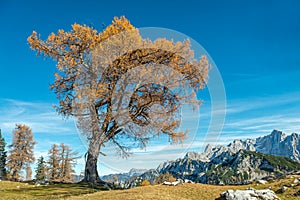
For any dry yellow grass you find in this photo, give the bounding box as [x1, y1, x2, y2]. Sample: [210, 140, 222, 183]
[68, 175, 300, 200]
[0, 175, 300, 199]
[68, 183, 248, 200]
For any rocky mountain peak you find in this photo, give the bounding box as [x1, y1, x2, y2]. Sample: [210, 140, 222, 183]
[184, 152, 200, 160]
[270, 129, 286, 141]
[255, 130, 299, 161]
[105, 130, 300, 187]
[128, 168, 148, 177]
[204, 143, 213, 152]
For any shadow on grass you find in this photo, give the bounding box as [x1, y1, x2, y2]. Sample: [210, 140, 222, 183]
[3, 182, 110, 199]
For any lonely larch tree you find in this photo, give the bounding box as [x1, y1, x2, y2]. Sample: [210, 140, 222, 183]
[28, 16, 209, 185]
[6, 124, 36, 181]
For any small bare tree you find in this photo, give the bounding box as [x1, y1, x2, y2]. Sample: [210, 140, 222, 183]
[47, 143, 78, 182]
[47, 144, 61, 182]
[59, 143, 78, 183]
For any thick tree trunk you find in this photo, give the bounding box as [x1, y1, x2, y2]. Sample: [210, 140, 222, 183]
[81, 139, 104, 185]
[84, 152, 101, 184]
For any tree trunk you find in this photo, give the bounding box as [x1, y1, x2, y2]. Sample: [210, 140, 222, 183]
[81, 139, 103, 185]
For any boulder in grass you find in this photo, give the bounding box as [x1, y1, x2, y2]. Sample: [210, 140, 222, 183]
[162, 181, 172, 185]
[163, 179, 183, 186]
[217, 188, 280, 200]
[281, 186, 287, 193]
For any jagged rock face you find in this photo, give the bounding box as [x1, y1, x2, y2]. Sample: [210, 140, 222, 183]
[101, 168, 147, 183]
[158, 157, 207, 182]
[153, 130, 300, 185]
[203, 130, 300, 162]
[253, 130, 300, 161]
[140, 169, 159, 184]
[184, 152, 209, 162]
[128, 168, 148, 177]
[206, 151, 272, 184]
[103, 130, 300, 186]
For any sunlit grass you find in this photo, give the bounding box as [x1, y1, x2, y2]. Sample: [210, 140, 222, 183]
[0, 175, 299, 199]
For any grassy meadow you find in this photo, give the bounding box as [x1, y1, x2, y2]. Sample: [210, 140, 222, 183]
[0, 175, 300, 200]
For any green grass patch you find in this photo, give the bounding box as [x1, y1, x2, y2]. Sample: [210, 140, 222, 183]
[0, 181, 108, 200]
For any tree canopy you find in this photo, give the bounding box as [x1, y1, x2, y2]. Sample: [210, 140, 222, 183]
[28, 16, 209, 185]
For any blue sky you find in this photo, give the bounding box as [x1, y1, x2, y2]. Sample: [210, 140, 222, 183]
[0, 0, 300, 176]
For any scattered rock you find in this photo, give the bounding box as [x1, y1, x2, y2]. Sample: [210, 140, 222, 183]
[258, 179, 268, 184]
[163, 181, 172, 185]
[255, 189, 280, 200]
[163, 181, 181, 186]
[293, 178, 299, 184]
[171, 180, 180, 186]
[281, 186, 287, 193]
[295, 171, 300, 175]
[162, 180, 183, 186]
[184, 179, 194, 183]
[218, 188, 280, 200]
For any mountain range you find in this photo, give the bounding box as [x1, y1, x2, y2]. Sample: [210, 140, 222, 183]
[102, 130, 300, 186]
[101, 168, 148, 183]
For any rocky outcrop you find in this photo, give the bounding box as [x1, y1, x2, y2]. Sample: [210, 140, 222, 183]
[256, 131, 300, 162]
[205, 150, 300, 185]
[158, 156, 207, 182]
[140, 169, 159, 184]
[217, 188, 280, 200]
[201, 130, 300, 162]
[154, 149, 300, 185]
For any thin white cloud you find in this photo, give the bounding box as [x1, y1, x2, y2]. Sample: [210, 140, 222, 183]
[0, 98, 77, 135]
[226, 92, 300, 115]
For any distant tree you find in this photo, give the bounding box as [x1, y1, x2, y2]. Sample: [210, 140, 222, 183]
[0, 129, 7, 180]
[154, 172, 176, 184]
[47, 143, 78, 182]
[25, 166, 32, 181]
[28, 16, 209, 185]
[47, 144, 61, 182]
[35, 156, 47, 182]
[6, 124, 36, 181]
[59, 143, 79, 183]
[141, 179, 150, 186]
